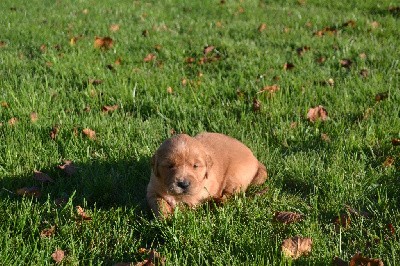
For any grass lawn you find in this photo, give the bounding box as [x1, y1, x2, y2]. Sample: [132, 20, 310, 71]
[0, 0, 399, 265]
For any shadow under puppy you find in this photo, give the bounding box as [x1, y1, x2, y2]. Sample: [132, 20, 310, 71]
[147, 132, 268, 218]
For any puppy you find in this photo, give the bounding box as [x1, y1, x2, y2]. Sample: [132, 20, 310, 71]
[146, 132, 267, 217]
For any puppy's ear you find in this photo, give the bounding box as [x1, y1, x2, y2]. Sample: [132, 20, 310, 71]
[205, 154, 213, 179]
[151, 153, 160, 177]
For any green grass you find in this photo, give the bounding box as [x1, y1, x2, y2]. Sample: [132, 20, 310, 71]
[1, 0, 399, 265]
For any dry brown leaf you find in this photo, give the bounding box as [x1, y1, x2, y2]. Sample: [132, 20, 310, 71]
[94, 36, 114, 49]
[314, 27, 337, 36]
[102, 104, 119, 113]
[349, 252, 384, 266]
[30, 112, 38, 123]
[50, 125, 59, 140]
[258, 85, 279, 94]
[203, 45, 215, 55]
[181, 79, 187, 86]
[252, 98, 261, 112]
[383, 156, 394, 167]
[375, 92, 388, 102]
[115, 57, 122, 65]
[39, 44, 47, 53]
[360, 69, 369, 78]
[58, 160, 78, 176]
[281, 236, 312, 259]
[284, 62, 295, 70]
[307, 105, 329, 122]
[143, 53, 156, 62]
[185, 57, 196, 64]
[34, 170, 54, 183]
[340, 59, 352, 68]
[8, 117, 18, 126]
[40, 226, 55, 238]
[387, 223, 395, 236]
[359, 53, 367, 59]
[296, 46, 310, 56]
[16, 186, 41, 198]
[134, 249, 165, 266]
[274, 211, 303, 224]
[109, 24, 120, 32]
[142, 29, 149, 37]
[76, 206, 92, 221]
[51, 249, 65, 263]
[166, 87, 173, 94]
[392, 138, 400, 146]
[1, 101, 9, 108]
[82, 128, 96, 140]
[316, 56, 326, 64]
[258, 23, 267, 32]
[370, 21, 379, 29]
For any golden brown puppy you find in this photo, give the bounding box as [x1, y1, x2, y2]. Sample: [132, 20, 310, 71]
[146, 132, 267, 217]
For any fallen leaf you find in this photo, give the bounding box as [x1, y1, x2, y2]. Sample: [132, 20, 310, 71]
[102, 104, 119, 113]
[314, 27, 337, 36]
[349, 252, 384, 266]
[154, 44, 162, 51]
[106, 64, 115, 71]
[166, 87, 173, 94]
[94, 36, 114, 49]
[387, 223, 395, 236]
[0, 41, 7, 48]
[284, 62, 295, 70]
[143, 53, 156, 62]
[58, 160, 78, 176]
[34, 170, 54, 183]
[370, 21, 379, 29]
[181, 79, 187, 86]
[258, 84, 279, 94]
[51, 249, 65, 263]
[115, 57, 122, 65]
[70, 36, 79, 46]
[82, 9, 89, 14]
[360, 69, 368, 78]
[274, 211, 303, 224]
[39, 44, 47, 53]
[185, 57, 196, 63]
[76, 206, 92, 221]
[392, 138, 400, 146]
[342, 20, 356, 28]
[16, 186, 41, 198]
[334, 213, 351, 231]
[290, 122, 298, 129]
[305, 21, 312, 28]
[296, 46, 310, 56]
[50, 125, 59, 140]
[134, 249, 165, 266]
[359, 53, 367, 59]
[258, 23, 267, 32]
[203, 45, 215, 55]
[281, 236, 312, 259]
[109, 24, 120, 32]
[142, 29, 149, 37]
[340, 59, 352, 68]
[375, 92, 388, 102]
[383, 156, 394, 167]
[316, 56, 326, 64]
[321, 133, 330, 142]
[82, 128, 96, 140]
[327, 78, 335, 86]
[40, 226, 55, 238]
[89, 79, 103, 85]
[1, 101, 9, 108]
[307, 105, 329, 122]
[8, 117, 18, 126]
[252, 98, 261, 112]
[30, 112, 38, 123]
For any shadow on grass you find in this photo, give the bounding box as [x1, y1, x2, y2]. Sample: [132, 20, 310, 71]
[0, 156, 151, 211]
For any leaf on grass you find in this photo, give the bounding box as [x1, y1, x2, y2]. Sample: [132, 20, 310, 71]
[115, 57, 122, 65]
[274, 211, 303, 224]
[30, 112, 38, 123]
[342, 20, 356, 28]
[144, 53, 156, 62]
[258, 85, 279, 95]
[387, 223, 395, 236]
[89, 79, 103, 85]
[166, 87, 173, 94]
[109, 24, 120, 32]
[281, 236, 312, 259]
[334, 213, 351, 231]
[50, 125, 59, 140]
[392, 138, 400, 146]
[340, 59, 352, 68]
[34, 170, 54, 183]
[76, 206, 92, 221]
[102, 104, 119, 113]
[258, 23, 267, 32]
[349, 252, 384, 266]
[51, 249, 65, 263]
[284, 62, 295, 70]
[252, 98, 261, 112]
[94, 36, 114, 49]
[0, 41, 7, 48]
[185, 57, 196, 64]
[40, 226, 55, 238]
[360, 69, 369, 78]
[8, 117, 18, 126]
[314, 27, 337, 36]
[134, 249, 166, 266]
[316, 56, 326, 64]
[203, 45, 215, 55]
[82, 128, 96, 140]
[58, 160, 78, 176]
[16, 186, 41, 198]
[1, 101, 9, 108]
[370, 21, 379, 29]
[307, 105, 329, 122]
[375, 92, 388, 102]
[321, 133, 330, 142]
[296, 46, 310, 56]
[142, 29, 149, 37]
[383, 156, 394, 167]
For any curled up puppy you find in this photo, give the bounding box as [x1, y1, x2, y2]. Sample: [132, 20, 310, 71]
[146, 132, 268, 218]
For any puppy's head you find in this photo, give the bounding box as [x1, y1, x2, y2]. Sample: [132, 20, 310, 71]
[152, 134, 212, 196]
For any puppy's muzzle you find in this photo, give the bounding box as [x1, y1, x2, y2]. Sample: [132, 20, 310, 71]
[177, 180, 191, 190]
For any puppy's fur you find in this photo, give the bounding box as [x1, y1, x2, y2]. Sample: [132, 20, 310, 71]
[146, 132, 267, 217]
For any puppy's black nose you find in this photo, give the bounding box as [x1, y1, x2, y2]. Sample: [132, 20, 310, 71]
[177, 180, 190, 189]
